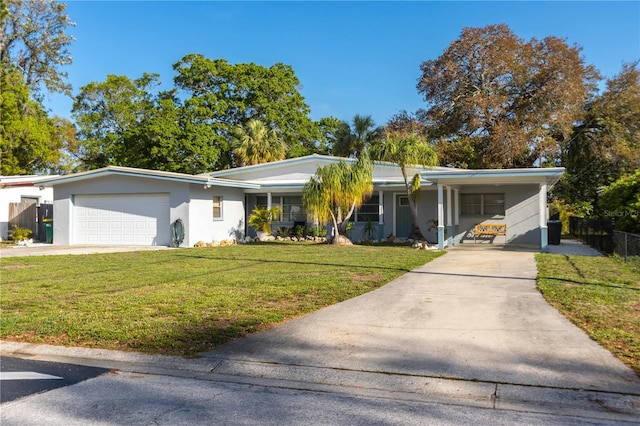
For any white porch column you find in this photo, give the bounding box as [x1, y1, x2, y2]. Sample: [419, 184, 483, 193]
[377, 190, 384, 242]
[437, 184, 445, 250]
[267, 192, 272, 209]
[539, 182, 548, 253]
[446, 186, 453, 247]
[454, 188, 460, 244]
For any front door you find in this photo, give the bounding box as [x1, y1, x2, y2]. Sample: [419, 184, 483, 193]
[395, 194, 411, 238]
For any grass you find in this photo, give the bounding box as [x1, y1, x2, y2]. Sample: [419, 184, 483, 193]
[0, 243, 443, 357]
[536, 253, 640, 376]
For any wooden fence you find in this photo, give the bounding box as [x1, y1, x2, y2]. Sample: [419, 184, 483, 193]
[8, 203, 53, 241]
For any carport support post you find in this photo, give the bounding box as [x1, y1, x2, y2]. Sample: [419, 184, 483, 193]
[437, 184, 445, 250]
[539, 182, 548, 253]
[377, 190, 384, 242]
[446, 186, 453, 247]
[454, 188, 459, 244]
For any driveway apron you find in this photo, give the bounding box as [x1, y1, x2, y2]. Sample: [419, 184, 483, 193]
[203, 248, 640, 394]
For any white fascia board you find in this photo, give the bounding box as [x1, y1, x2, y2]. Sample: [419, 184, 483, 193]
[33, 167, 256, 189]
[207, 178, 260, 189]
[423, 167, 565, 183]
[35, 169, 210, 186]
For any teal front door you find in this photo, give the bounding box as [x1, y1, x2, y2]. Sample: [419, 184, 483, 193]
[396, 194, 411, 238]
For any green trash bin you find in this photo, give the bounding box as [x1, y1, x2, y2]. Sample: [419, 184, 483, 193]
[44, 220, 53, 243]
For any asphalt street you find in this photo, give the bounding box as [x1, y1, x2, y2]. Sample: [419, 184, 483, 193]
[0, 356, 109, 403]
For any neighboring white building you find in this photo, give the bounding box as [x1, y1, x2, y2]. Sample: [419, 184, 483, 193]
[35, 155, 564, 251]
[0, 175, 56, 240]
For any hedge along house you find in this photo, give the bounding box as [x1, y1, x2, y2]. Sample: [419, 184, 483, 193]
[37, 155, 563, 252]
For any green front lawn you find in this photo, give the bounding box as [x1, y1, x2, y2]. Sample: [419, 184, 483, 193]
[1, 244, 443, 357]
[536, 253, 640, 375]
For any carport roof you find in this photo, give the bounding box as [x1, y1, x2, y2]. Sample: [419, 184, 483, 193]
[422, 167, 565, 186]
[34, 166, 260, 189]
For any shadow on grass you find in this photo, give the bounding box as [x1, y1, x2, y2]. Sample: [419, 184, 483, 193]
[173, 251, 430, 273]
[538, 275, 640, 292]
[540, 254, 640, 292]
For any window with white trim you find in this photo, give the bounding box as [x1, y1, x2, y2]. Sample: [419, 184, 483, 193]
[282, 196, 305, 222]
[212, 196, 223, 219]
[255, 195, 307, 222]
[356, 194, 379, 222]
[461, 193, 505, 216]
[348, 194, 380, 223]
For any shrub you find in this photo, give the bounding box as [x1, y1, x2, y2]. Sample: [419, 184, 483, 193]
[599, 171, 640, 234]
[9, 225, 32, 242]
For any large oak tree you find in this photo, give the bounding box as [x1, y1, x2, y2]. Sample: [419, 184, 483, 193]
[418, 24, 599, 169]
[173, 54, 319, 169]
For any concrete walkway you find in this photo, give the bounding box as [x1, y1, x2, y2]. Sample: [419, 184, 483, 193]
[2, 247, 639, 424]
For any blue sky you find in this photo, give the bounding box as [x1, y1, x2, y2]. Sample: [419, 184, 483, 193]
[46, 1, 640, 127]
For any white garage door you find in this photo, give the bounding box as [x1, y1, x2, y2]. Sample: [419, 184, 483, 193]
[74, 194, 171, 246]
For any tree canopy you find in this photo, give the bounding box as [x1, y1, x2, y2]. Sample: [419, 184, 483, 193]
[0, 0, 75, 99]
[71, 54, 322, 172]
[0, 64, 68, 174]
[173, 54, 320, 168]
[553, 61, 640, 210]
[331, 114, 382, 158]
[231, 119, 286, 166]
[418, 24, 599, 169]
[598, 170, 640, 234]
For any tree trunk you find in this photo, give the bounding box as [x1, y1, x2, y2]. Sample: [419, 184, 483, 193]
[408, 197, 425, 240]
[400, 168, 425, 240]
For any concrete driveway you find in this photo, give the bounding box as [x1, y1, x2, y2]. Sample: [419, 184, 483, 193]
[2, 246, 639, 423]
[198, 246, 640, 413]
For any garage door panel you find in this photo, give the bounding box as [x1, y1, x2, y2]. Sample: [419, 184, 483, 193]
[74, 194, 170, 246]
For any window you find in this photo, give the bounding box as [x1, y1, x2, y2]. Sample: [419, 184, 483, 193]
[356, 194, 380, 223]
[212, 196, 223, 219]
[282, 196, 305, 222]
[254, 195, 307, 222]
[21, 196, 39, 206]
[461, 193, 505, 216]
[256, 196, 267, 210]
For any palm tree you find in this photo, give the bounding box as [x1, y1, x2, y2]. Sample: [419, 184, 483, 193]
[302, 156, 373, 244]
[370, 130, 438, 240]
[333, 114, 382, 158]
[232, 119, 286, 166]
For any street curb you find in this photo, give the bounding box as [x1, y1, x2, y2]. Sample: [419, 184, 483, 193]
[3, 340, 639, 423]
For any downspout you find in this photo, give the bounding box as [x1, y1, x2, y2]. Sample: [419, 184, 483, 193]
[437, 184, 445, 250]
[377, 190, 384, 242]
[539, 182, 548, 253]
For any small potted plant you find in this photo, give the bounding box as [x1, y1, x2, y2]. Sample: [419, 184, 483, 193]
[248, 206, 281, 240]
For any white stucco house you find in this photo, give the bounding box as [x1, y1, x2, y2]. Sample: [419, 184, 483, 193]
[35, 155, 564, 251]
